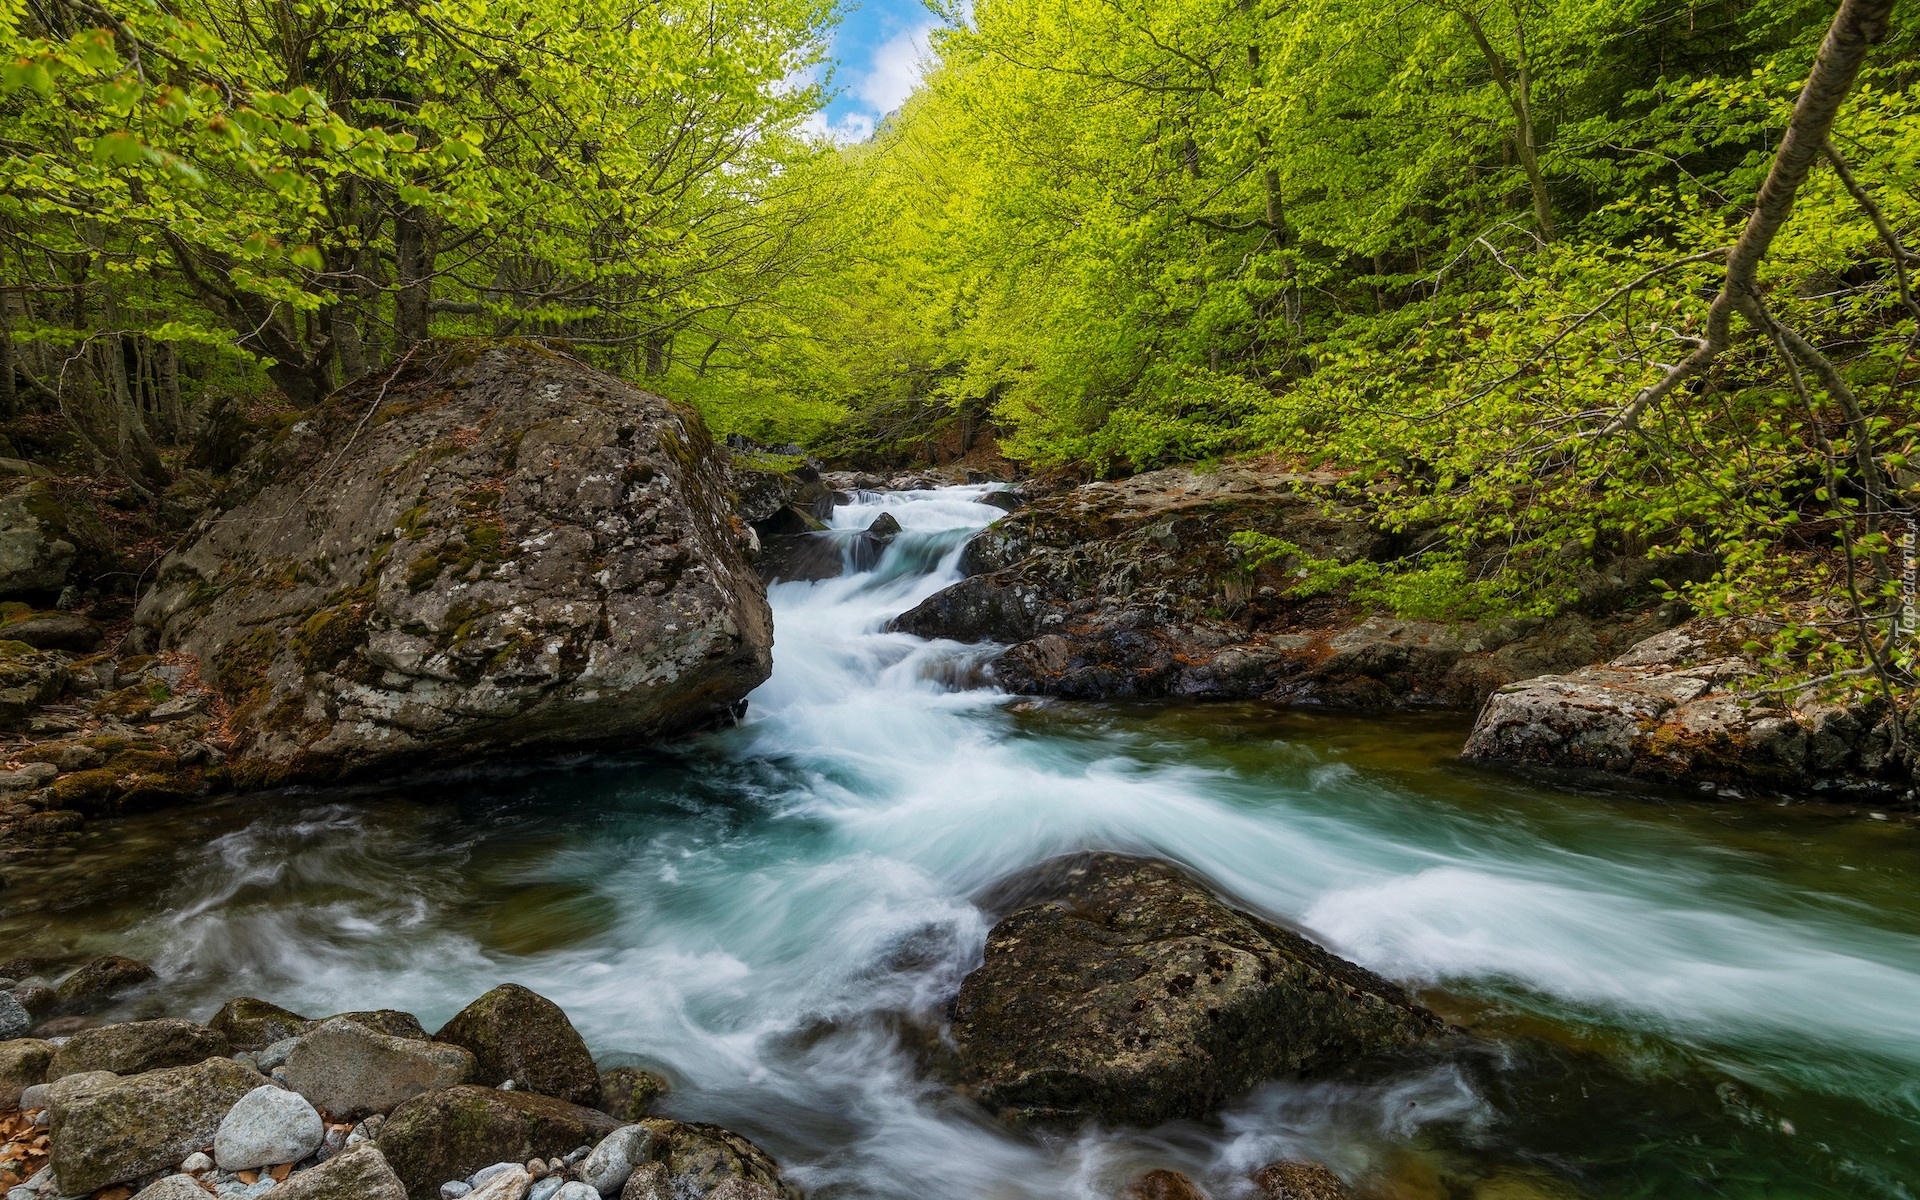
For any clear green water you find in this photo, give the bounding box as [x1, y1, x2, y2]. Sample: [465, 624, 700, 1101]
[4, 487, 1916, 1200]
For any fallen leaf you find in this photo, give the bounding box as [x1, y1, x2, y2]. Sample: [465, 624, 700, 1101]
[237, 1169, 259, 1184]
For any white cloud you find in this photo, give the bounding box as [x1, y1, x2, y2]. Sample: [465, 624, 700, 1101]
[801, 110, 878, 145]
[854, 22, 937, 117]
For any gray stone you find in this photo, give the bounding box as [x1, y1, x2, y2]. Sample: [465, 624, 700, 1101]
[0, 994, 29, 1042]
[282, 1017, 475, 1119]
[132, 343, 773, 786]
[550, 1185, 598, 1200]
[216, 1084, 326, 1170]
[441, 1185, 473, 1200]
[181, 1151, 214, 1173]
[261, 1143, 407, 1200]
[18, 1080, 51, 1110]
[466, 1168, 532, 1200]
[951, 853, 1447, 1127]
[1, 613, 103, 652]
[526, 1180, 563, 1200]
[131, 1176, 211, 1200]
[49, 1018, 229, 1078]
[470, 1164, 523, 1189]
[617, 1163, 668, 1200]
[48, 1055, 265, 1193]
[578, 1126, 651, 1196]
[0, 1038, 52, 1107]
[257, 1036, 301, 1071]
[0, 481, 80, 598]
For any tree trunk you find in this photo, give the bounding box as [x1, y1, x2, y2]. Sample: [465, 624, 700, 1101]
[395, 203, 432, 348]
[1460, 5, 1556, 242]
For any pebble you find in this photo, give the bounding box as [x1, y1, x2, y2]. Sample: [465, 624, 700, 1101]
[528, 1179, 565, 1200]
[579, 1125, 652, 1195]
[470, 1163, 523, 1189]
[551, 1185, 598, 1200]
[181, 1152, 214, 1173]
[441, 1184, 474, 1200]
[564, 1147, 591, 1165]
[17, 1083, 48, 1110]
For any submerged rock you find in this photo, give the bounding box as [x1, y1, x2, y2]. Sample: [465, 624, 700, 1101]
[951, 853, 1446, 1126]
[435, 984, 599, 1107]
[1125, 1169, 1208, 1200]
[377, 1085, 621, 1200]
[635, 1119, 797, 1200]
[132, 342, 773, 787]
[48, 1055, 263, 1193]
[1251, 1160, 1351, 1199]
[54, 954, 156, 1013]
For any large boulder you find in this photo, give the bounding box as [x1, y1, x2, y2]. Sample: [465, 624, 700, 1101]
[131, 342, 773, 787]
[636, 1119, 797, 1200]
[47, 1018, 228, 1078]
[281, 1017, 475, 1118]
[208, 997, 314, 1052]
[951, 853, 1447, 1127]
[377, 1084, 621, 1200]
[48, 1055, 264, 1193]
[1462, 621, 1911, 794]
[261, 1143, 407, 1200]
[891, 464, 1689, 710]
[0, 480, 83, 597]
[435, 984, 599, 1106]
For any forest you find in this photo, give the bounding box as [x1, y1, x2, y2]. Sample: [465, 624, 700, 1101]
[2, 0, 1916, 685]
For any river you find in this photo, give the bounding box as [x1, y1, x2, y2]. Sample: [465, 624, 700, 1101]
[6, 485, 1918, 1199]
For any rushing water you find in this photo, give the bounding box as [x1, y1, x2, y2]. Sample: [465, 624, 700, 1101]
[7, 486, 1920, 1200]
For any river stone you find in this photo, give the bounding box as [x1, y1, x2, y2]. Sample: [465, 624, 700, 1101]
[0, 992, 27, 1041]
[216, 1083, 326, 1170]
[550, 1185, 598, 1200]
[53, 955, 156, 1013]
[130, 342, 773, 789]
[636, 1120, 796, 1200]
[262, 1143, 407, 1200]
[434, 985, 599, 1106]
[0, 1037, 52, 1106]
[595, 1068, 668, 1123]
[209, 998, 315, 1052]
[12, 983, 54, 1019]
[1252, 1160, 1351, 1199]
[951, 853, 1447, 1127]
[1126, 1169, 1207, 1200]
[48, 1018, 229, 1078]
[618, 1163, 668, 1200]
[329, 1009, 430, 1040]
[466, 1167, 533, 1200]
[48, 1055, 264, 1193]
[377, 1084, 621, 1200]
[282, 1017, 475, 1119]
[578, 1125, 651, 1195]
[131, 1176, 213, 1200]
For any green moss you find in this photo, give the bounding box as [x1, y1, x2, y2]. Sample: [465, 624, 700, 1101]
[0, 639, 36, 658]
[50, 768, 117, 808]
[295, 594, 371, 674]
[0, 602, 33, 624]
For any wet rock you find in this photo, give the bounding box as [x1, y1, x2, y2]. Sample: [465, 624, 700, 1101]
[1462, 620, 1902, 794]
[377, 1084, 621, 1200]
[596, 1068, 668, 1123]
[12, 985, 55, 1019]
[209, 998, 315, 1053]
[1251, 1160, 1351, 1200]
[48, 1055, 264, 1193]
[131, 1176, 213, 1200]
[0, 613, 103, 652]
[0, 993, 27, 1041]
[330, 1010, 429, 1040]
[577, 1125, 651, 1195]
[216, 1083, 326, 1170]
[636, 1119, 797, 1200]
[282, 1017, 475, 1119]
[618, 1163, 668, 1200]
[755, 533, 845, 583]
[435, 984, 599, 1107]
[979, 489, 1022, 513]
[0, 1037, 52, 1106]
[705, 1183, 781, 1200]
[952, 853, 1446, 1126]
[48, 1018, 229, 1078]
[263, 1143, 408, 1200]
[865, 512, 901, 538]
[132, 343, 773, 788]
[550, 1184, 599, 1200]
[1125, 1169, 1208, 1200]
[53, 955, 156, 1013]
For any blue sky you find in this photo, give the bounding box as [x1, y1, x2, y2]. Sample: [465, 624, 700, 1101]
[804, 0, 947, 143]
